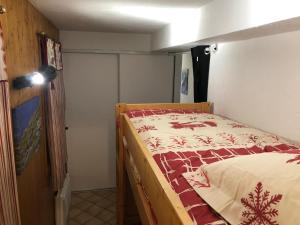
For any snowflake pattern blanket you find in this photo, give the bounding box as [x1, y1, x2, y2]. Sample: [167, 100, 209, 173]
[126, 109, 297, 225]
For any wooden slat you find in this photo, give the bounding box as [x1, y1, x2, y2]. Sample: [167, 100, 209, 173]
[125, 151, 156, 225]
[116, 104, 126, 225]
[124, 179, 141, 225]
[123, 102, 212, 112]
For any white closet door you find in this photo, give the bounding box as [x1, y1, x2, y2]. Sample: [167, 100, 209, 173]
[120, 54, 174, 103]
[63, 53, 118, 190]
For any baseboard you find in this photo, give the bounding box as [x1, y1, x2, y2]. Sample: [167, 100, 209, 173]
[55, 174, 71, 225]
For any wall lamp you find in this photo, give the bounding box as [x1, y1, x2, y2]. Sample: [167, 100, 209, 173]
[13, 65, 57, 90]
[204, 44, 218, 55]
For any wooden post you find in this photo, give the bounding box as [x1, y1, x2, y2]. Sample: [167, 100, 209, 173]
[116, 103, 126, 225]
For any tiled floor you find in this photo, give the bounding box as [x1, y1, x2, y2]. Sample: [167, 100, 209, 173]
[68, 188, 116, 225]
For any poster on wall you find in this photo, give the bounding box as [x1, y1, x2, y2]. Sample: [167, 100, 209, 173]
[0, 27, 6, 80]
[40, 35, 63, 71]
[46, 38, 56, 68]
[12, 96, 41, 175]
[181, 69, 189, 95]
[55, 42, 63, 70]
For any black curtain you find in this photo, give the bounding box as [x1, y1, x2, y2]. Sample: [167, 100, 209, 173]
[191, 46, 211, 103]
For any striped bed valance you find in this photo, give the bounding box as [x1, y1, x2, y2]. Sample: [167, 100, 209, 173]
[0, 24, 21, 225]
[0, 81, 21, 225]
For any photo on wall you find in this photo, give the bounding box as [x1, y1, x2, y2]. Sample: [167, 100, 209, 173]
[55, 42, 63, 71]
[46, 38, 57, 68]
[40, 35, 63, 71]
[12, 96, 41, 175]
[181, 69, 189, 95]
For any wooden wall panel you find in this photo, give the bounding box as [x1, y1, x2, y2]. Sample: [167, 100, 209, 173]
[3, 0, 58, 107]
[0, 0, 58, 225]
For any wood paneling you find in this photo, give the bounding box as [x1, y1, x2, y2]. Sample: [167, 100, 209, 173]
[2, 0, 58, 108]
[0, 0, 58, 225]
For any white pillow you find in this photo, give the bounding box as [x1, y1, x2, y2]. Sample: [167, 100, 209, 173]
[183, 152, 300, 225]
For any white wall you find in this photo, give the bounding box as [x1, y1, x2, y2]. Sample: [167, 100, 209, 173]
[208, 30, 300, 143]
[60, 31, 151, 52]
[180, 52, 194, 103]
[152, 0, 300, 51]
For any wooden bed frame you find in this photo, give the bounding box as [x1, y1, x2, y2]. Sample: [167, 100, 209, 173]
[116, 103, 213, 225]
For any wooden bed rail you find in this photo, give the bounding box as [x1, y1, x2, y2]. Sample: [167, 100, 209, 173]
[117, 102, 213, 112]
[116, 103, 213, 225]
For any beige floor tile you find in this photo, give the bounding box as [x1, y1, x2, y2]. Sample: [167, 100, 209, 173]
[68, 189, 116, 225]
[95, 198, 112, 208]
[107, 217, 116, 225]
[85, 218, 106, 225]
[87, 195, 104, 204]
[86, 205, 103, 217]
[68, 220, 81, 225]
[77, 191, 94, 200]
[92, 189, 113, 198]
[76, 200, 94, 211]
[96, 209, 114, 222]
[71, 196, 84, 206]
[104, 192, 116, 200]
[73, 212, 93, 224]
[106, 205, 116, 213]
[69, 208, 82, 219]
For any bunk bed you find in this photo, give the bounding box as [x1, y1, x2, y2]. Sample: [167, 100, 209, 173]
[116, 103, 297, 225]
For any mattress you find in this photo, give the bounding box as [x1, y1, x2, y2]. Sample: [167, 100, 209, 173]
[126, 109, 297, 225]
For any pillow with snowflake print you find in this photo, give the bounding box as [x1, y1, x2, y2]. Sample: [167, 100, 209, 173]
[183, 151, 300, 225]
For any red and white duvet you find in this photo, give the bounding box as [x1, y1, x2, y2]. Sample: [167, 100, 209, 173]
[126, 109, 297, 225]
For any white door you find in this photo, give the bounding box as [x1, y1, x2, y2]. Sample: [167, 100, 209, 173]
[63, 53, 118, 190]
[120, 54, 174, 103]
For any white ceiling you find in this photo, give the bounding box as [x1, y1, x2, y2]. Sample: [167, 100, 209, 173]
[29, 0, 212, 33]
